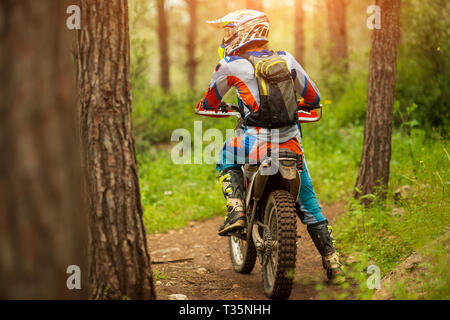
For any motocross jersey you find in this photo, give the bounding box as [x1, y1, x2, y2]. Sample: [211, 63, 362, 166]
[195, 49, 321, 143]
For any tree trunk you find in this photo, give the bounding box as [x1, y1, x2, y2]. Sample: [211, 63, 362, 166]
[312, 0, 326, 52]
[246, 0, 263, 11]
[186, 0, 198, 89]
[294, 0, 305, 65]
[0, 0, 86, 299]
[355, 0, 401, 202]
[157, 0, 170, 92]
[77, 0, 156, 300]
[326, 0, 348, 72]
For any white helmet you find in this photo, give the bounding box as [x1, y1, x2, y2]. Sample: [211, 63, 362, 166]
[207, 10, 269, 59]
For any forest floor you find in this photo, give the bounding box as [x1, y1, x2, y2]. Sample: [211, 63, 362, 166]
[147, 201, 356, 300]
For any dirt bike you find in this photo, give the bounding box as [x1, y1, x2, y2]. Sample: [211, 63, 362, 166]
[197, 101, 322, 300]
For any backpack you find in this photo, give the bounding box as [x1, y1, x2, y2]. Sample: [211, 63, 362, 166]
[241, 51, 298, 128]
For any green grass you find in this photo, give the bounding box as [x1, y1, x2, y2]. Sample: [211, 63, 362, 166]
[153, 269, 168, 281]
[420, 238, 450, 300]
[300, 119, 363, 203]
[137, 148, 224, 234]
[386, 234, 450, 300]
[332, 131, 450, 299]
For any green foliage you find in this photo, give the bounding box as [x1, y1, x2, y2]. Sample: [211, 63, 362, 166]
[331, 73, 368, 127]
[317, 54, 349, 100]
[132, 89, 236, 151]
[395, 0, 450, 132]
[300, 104, 364, 203]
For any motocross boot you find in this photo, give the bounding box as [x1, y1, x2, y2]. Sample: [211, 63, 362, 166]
[218, 168, 246, 236]
[307, 221, 345, 284]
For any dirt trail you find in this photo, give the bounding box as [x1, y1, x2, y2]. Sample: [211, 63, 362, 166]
[147, 202, 347, 300]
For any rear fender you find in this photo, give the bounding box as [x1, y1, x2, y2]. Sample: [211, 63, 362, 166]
[286, 170, 301, 202]
[278, 158, 298, 180]
[278, 158, 301, 201]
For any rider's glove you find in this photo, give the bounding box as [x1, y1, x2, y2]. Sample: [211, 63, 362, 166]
[297, 99, 315, 112]
[218, 102, 228, 113]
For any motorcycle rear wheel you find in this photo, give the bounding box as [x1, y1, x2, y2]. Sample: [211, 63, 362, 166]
[261, 190, 297, 300]
[228, 232, 257, 274]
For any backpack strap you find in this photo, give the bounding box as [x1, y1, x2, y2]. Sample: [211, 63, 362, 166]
[237, 53, 264, 122]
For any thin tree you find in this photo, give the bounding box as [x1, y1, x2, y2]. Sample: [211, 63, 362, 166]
[0, 0, 86, 299]
[77, 0, 156, 299]
[355, 0, 402, 202]
[158, 0, 170, 92]
[326, 0, 348, 72]
[312, 0, 325, 52]
[246, 0, 263, 11]
[186, 0, 198, 89]
[294, 0, 305, 65]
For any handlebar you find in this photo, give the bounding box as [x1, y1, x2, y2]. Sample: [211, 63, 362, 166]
[218, 101, 322, 113]
[196, 101, 323, 123]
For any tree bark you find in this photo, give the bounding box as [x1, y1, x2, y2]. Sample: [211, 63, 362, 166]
[0, 0, 86, 299]
[246, 0, 263, 11]
[294, 0, 305, 65]
[77, 0, 156, 300]
[186, 0, 198, 89]
[326, 0, 348, 72]
[157, 0, 170, 92]
[355, 0, 401, 202]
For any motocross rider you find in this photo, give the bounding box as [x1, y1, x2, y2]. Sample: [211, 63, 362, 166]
[195, 10, 344, 283]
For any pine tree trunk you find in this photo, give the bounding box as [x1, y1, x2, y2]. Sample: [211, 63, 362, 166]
[294, 0, 305, 65]
[77, 0, 156, 300]
[0, 0, 86, 299]
[158, 0, 170, 92]
[355, 0, 401, 202]
[311, 1, 328, 53]
[312, 0, 325, 52]
[186, 0, 198, 89]
[246, 0, 263, 11]
[326, 0, 348, 72]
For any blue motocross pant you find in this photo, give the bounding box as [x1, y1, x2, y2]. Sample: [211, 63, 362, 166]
[216, 133, 327, 225]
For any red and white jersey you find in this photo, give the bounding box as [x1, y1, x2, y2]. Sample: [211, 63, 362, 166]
[196, 49, 321, 142]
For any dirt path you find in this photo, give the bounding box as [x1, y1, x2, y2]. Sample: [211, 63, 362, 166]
[147, 202, 347, 300]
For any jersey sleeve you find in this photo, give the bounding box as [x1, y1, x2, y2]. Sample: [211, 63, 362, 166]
[195, 60, 232, 113]
[282, 51, 321, 107]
